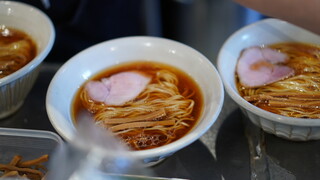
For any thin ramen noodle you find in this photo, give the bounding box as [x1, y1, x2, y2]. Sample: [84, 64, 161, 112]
[73, 61, 203, 150]
[0, 26, 37, 78]
[237, 42, 320, 118]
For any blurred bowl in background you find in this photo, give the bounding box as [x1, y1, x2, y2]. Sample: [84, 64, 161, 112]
[0, 1, 55, 118]
[217, 18, 320, 141]
[46, 36, 224, 164]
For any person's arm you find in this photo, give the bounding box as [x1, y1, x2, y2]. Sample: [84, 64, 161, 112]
[233, 0, 320, 35]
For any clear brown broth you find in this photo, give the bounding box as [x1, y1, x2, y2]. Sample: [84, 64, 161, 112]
[72, 61, 204, 150]
[0, 26, 37, 78]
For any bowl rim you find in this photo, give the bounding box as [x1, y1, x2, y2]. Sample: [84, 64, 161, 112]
[46, 35, 224, 159]
[0, 1, 55, 86]
[217, 18, 320, 127]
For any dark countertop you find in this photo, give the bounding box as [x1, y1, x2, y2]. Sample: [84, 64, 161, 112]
[1, 63, 320, 180]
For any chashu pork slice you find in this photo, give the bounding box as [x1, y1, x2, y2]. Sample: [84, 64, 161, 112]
[236, 46, 294, 88]
[85, 71, 151, 106]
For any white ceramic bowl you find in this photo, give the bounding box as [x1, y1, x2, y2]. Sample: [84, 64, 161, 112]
[218, 18, 320, 141]
[0, 1, 55, 118]
[46, 36, 224, 163]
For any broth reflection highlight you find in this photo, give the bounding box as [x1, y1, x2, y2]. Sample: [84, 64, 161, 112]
[0, 26, 37, 78]
[73, 61, 203, 150]
[237, 42, 320, 118]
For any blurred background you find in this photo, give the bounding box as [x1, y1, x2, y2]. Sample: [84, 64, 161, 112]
[15, 0, 265, 65]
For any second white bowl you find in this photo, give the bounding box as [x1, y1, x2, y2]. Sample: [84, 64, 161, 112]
[218, 18, 320, 141]
[0, 1, 55, 118]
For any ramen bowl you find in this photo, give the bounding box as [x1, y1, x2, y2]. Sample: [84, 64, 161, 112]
[218, 18, 320, 141]
[0, 1, 55, 118]
[46, 36, 224, 164]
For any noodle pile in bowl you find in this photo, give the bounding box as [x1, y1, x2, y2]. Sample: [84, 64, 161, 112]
[77, 62, 201, 151]
[237, 42, 320, 119]
[0, 27, 37, 78]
